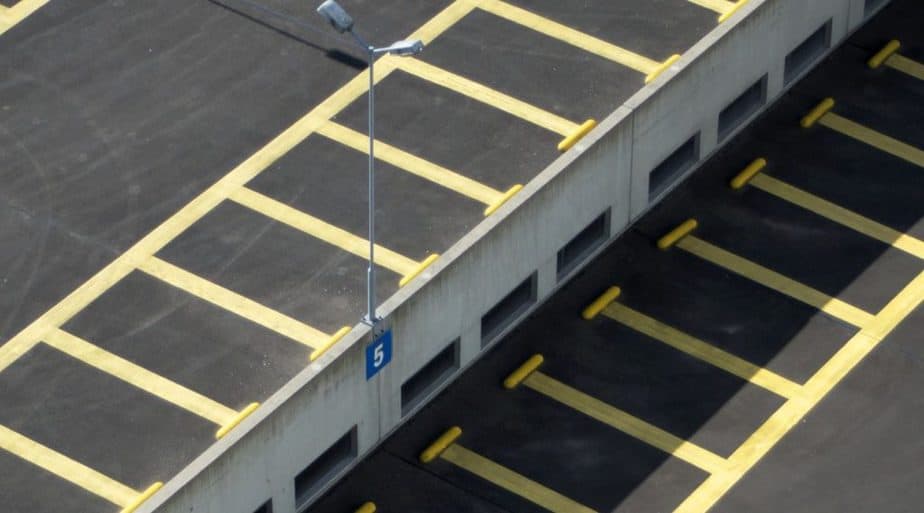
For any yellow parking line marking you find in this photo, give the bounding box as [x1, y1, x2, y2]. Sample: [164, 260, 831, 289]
[717, 0, 749, 23]
[868, 40, 924, 80]
[215, 402, 260, 440]
[442, 444, 597, 513]
[0, 0, 49, 36]
[677, 235, 874, 328]
[687, 0, 736, 14]
[0, 0, 476, 376]
[818, 112, 924, 168]
[355, 502, 377, 513]
[750, 174, 924, 260]
[138, 256, 327, 348]
[121, 483, 165, 513]
[229, 187, 420, 276]
[868, 40, 901, 69]
[317, 121, 503, 205]
[0, 423, 139, 507]
[475, 0, 661, 75]
[603, 302, 801, 398]
[396, 58, 579, 137]
[886, 53, 924, 81]
[525, 371, 729, 474]
[42, 329, 237, 426]
[675, 270, 924, 513]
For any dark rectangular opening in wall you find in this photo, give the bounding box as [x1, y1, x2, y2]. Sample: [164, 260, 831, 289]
[481, 273, 537, 345]
[784, 21, 831, 85]
[648, 134, 699, 201]
[252, 501, 273, 513]
[401, 340, 459, 415]
[294, 427, 356, 508]
[864, 0, 887, 16]
[718, 75, 767, 141]
[557, 210, 610, 280]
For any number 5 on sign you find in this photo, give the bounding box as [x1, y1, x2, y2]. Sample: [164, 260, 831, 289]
[366, 330, 392, 379]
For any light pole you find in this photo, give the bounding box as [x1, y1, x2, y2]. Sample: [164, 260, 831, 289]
[316, 0, 423, 326]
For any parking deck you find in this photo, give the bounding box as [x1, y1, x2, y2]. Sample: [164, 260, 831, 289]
[306, 1, 924, 512]
[0, 1, 741, 512]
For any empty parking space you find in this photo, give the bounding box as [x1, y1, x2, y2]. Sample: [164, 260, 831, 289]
[247, 135, 482, 258]
[588, 232, 857, 383]
[418, 8, 645, 121]
[0, 448, 116, 513]
[62, 271, 309, 409]
[507, 0, 715, 61]
[0, 345, 212, 492]
[333, 69, 561, 189]
[156, 201, 368, 335]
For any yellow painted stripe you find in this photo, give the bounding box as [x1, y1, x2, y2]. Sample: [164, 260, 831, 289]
[867, 40, 901, 69]
[717, 0, 748, 23]
[887, 53, 924, 81]
[476, 0, 660, 74]
[317, 122, 502, 205]
[526, 372, 728, 474]
[751, 174, 924, 259]
[483, 184, 524, 216]
[230, 187, 419, 276]
[121, 483, 164, 513]
[399, 253, 440, 287]
[43, 329, 237, 426]
[138, 256, 327, 348]
[0, 0, 476, 375]
[503, 354, 545, 389]
[800, 97, 835, 129]
[0, 0, 49, 36]
[645, 54, 682, 84]
[581, 286, 622, 320]
[396, 58, 578, 136]
[677, 236, 874, 328]
[441, 444, 598, 513]
[309, 326, 353, 362]
[420, 426, 463, 463]
[675, 270, 924, 513]
[558, 119, 598, 152]
[820, 112, 924, 168]
[355, 502, 377, 513]
[687, 0, 736, 14]
[215, 402, 260, 439]
[0, 423, 138, 507]
[602, 303, 801, 398]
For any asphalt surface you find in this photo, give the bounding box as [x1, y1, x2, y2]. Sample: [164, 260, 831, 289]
[307, 2, 924, 512]
[0, 1, 720, 512]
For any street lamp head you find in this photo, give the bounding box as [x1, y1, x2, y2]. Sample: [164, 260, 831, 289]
[317, 0, 354, 33]
[379, 39, 424, 56]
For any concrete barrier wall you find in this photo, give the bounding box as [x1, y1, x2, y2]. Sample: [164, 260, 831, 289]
[143, 1, 889, 512]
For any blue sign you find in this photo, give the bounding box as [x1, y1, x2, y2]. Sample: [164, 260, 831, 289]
[366, 330, 392, 380]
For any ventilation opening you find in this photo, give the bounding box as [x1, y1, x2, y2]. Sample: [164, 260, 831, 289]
[481, 273, 537, 346]
[648, 134, 700, 201]
[252, 500, 273, 513]
[294, 427, 357, 508]
[718, 75, 767, 141]
[784, 21, 831, 85]
[401, 340, 459, 416]
[864, 0, 888, 16]
[557, 210, 610, 281]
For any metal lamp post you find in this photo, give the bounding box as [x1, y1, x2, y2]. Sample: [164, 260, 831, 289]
[316, 0, 423, 326]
